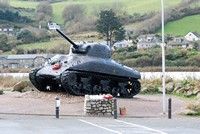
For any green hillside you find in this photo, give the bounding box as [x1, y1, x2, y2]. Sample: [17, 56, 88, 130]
[10, 0, 181, 24]
[164, 15, 200, 36]
[10, 0, 38, 9]
[7, 0, 200, 51]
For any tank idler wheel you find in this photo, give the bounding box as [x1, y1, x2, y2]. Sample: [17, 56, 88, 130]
[124, 80, 141, 98]
[130, 80, 141, 96]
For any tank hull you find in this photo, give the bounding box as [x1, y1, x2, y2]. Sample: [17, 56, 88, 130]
[30, 65, 141, 98]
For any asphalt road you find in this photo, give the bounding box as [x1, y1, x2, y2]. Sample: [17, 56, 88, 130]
[0, 115, 199, 134]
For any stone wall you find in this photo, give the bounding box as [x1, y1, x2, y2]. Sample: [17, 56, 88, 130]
[84, 95, 114, 116]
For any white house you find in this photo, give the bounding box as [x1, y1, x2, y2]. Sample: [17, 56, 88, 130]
[167, 37, 191, 49]
[185, 32, 200, 42]
[112, 40, 132, 49]
[137, 34, 161, 49]
[0, 27, 14, 35]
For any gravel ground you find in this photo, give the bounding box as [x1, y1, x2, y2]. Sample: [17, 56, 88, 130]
[0, 91, 187, 117]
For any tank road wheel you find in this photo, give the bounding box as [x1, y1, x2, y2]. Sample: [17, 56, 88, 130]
[118, 83, 129, 98]
[109, 81, 119, 97]
[100, 80, 110, 94]
[93, 85, 102, 95]
[29, 68, 47, 91]
[61, 71, 84, 96]
[81, 77, 92, 95]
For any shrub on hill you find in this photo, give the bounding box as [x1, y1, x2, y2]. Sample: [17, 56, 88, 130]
[21, 0, 63, 2]
[16, 27, 50, 44]
[0, 9, 31, 23]
[113, 46, 200, 68]
[0, 34, 12, 52]
[17, 29, 36, 44]
[135, 0, 200, 35]
[62, 4, 85, 23]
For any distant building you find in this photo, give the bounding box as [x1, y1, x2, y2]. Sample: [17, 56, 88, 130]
[112, 40, 133, 49]
[168, 37, 192, 48]
[0, 27, 14, 36]
[48, 22, 60, 30]
[137, 34, 161, 49]
[0, 55, 7, 68]
[0, 54, 54, 69]
[185, 32, 200, 42]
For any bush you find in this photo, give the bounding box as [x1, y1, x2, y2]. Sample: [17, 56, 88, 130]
[16, 48, 25, 54]
[141, 79, 161, 94]
[36, 1, 52, 23]
[16, 28, 50, 44]
[48, 43, 70, 54]
[0, 34, 12, 52]
[17, 29, 36, 44]
[187, 102, 200, 116]
[186, 55, 200, 67]
[134, 56, 152, 67]
[65, 17, 96, 33]
[0, 76, 26, 88]
[122, 58, 137, 67]
[125, 52, 143, 59]
[62, 4, 85, 23]
[0, 90, 3, 95]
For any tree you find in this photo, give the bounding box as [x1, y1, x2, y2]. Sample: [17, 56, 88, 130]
[114, 27, 126, 42]
[96, 9, 125, 47]
[36, 1, 52, 27]
[0, 34, 12, 52]
[36, 1, 52, 17]
[62, 4, 85, 23]
[17, 29, 36, 44]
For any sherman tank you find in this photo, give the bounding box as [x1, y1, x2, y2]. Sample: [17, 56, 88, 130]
[29, 28, 141, 98]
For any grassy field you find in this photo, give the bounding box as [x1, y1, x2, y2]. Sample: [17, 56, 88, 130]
[10, 0, 39, 9]
[10, 0, 181, 24]
[16, 38, 67, 51]
[163, 15, 200, 36]
[52, 0, 181, 24]
[15, 31, 99, 51]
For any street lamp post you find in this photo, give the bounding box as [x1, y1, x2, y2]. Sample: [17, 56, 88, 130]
[161, 0, 166, 114]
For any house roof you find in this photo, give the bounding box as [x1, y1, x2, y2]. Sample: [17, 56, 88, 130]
[192, 32, 200, 38]
[114, 40, 132, 45]
[0, 55, 7, 59]
[137, 34, 161, 44]
[168, 37, 189, 45]
[6, 54, 54, 60]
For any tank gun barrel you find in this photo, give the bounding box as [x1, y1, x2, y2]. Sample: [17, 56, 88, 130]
[56, 29, 78, 49]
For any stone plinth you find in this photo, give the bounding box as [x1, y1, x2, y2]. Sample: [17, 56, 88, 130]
[84, 95, 114, 116]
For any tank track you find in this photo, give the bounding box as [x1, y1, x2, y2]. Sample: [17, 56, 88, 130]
[29, 68, 61, 92]
[61, 70, 141, 98]
[29, 68, 47, 91]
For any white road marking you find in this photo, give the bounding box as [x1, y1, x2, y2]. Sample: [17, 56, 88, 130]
[79, 119, 122, 134]
[115, 120, 168, 134]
